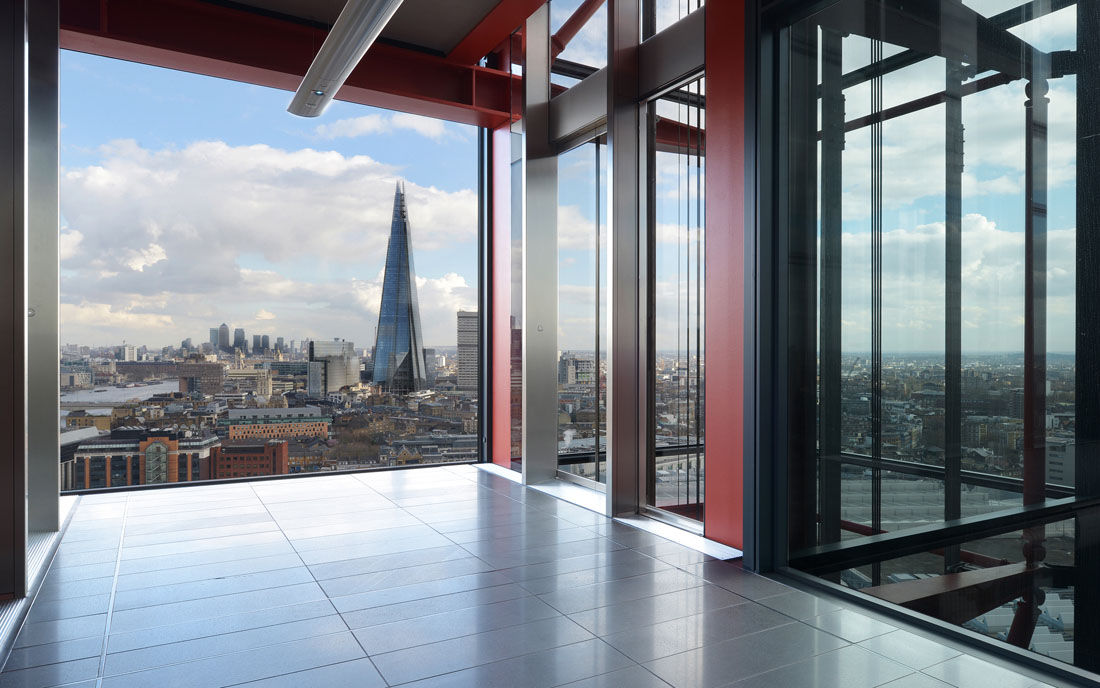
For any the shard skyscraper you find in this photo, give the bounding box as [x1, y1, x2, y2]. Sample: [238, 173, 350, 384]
[372, 181, 427, 392]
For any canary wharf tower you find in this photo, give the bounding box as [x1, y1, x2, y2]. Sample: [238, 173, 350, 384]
[372, 182, 427, 392]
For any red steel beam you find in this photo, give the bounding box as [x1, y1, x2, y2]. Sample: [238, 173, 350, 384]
[448, 0, 545, 66]
[59, 0, 519, 128]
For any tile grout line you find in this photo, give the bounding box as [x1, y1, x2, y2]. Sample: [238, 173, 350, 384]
[247, 479, 392, 686]
[94, 493, 131, 688]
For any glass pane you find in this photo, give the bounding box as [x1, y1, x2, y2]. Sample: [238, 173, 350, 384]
[648, 75, 705, 520]
[550, 0, 606, 90]
[58, 52, 481, 488]
[557, 138, 607, 483]
[786, 0, 1100, 674]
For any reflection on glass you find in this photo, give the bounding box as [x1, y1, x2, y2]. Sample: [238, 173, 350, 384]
[557, 138, 607, 483]
[648, 0, 704, 38]
[786, 0, 1094, 672]
[550, 0, 606, 91]
[647, 75, 705, 521]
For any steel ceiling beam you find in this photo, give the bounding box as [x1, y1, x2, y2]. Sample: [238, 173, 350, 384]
[447, 0, 545, 65]
[59, 0, 519, 128]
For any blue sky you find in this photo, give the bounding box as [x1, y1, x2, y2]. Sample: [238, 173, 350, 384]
[60, 50, 478, 350]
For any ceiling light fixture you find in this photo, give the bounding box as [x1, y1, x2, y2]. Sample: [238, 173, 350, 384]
[287, 0, 406, 117]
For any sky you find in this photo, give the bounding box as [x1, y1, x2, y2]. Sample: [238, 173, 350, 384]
[59, 51, 478, 351]
[59, 0, 1081, 355]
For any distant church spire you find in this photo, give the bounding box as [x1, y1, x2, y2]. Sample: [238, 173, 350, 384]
[372, 180, 427, 392]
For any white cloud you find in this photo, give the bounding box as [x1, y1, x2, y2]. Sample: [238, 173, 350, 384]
[315, 112, 454, 141]
[59, 139, 477, 347]
[59, 228, 83, 261]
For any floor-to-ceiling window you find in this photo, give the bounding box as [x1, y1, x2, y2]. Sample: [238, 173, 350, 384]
[557, 138, 608, 485]
[779, 0, 1100, 674]
[58, 51, 483, 487]
[646, 75, 705, 524]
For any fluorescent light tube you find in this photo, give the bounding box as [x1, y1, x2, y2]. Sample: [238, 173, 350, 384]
[287, 0, 406, 117]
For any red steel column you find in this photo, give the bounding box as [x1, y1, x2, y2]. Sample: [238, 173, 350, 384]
[703, 0, 746, 549]
[491, 124, 513, 467]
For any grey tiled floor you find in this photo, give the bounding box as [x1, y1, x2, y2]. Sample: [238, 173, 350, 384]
[0, 465, 1063, 688]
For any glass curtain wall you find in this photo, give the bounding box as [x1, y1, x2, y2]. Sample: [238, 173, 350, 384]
[782, 0, 1100, 673]
[646, 75, 705, 522]
[557, 138, 608, 484]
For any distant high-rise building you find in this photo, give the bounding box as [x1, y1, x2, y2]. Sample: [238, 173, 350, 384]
[308, 340, 359, 397]
[373, 182, 427, 392]
[261, 334, 271, 352]
[181, 338, 192, 351]
[218, 323, 230, 352]
[253, 334, 262, 353]
[209, 327, 219, 350]
[233, 328, 247, 352]
[457, 310, 478, 390]
[276, 337, 285, 352]
[422, 347, 436, 384]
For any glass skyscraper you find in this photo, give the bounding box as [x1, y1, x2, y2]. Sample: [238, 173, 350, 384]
[372, 181, 427, 392]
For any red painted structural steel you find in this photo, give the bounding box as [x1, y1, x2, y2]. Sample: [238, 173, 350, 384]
[58, 0, 519, 129]
[704, 0, 746, 549]
[491, 124, 514, 467]
[448, 0, 546, 65]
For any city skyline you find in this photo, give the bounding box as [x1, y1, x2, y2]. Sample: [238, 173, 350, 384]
[59, 51, 478, 350]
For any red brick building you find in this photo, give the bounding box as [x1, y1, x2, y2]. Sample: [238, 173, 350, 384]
[212, 439, 289, 480]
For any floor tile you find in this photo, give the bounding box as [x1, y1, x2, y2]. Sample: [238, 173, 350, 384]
[755, 590, 843, 621]
[0, 657, 100, 688]
[569, 585, 747, 637]
[352, 594, 560, 654]
[805, 608, 897, 643]
[104, 614, 348, 676]
[98, 631, 365, 688]
[330, 571, 513, 614]
[370, 615, 593, 685]
[2, 636, 104, 672]
[644, 622, 849, 688]
[558, 664, 674, 688]
[339, 583, 530, 629]
[859, 630, 962, 671]
[393, 638, 634, 688]
[922, 655, 1051, 688]
[723, 645, 912, 688]
[601, 602, 793, 663]
[106, 599, 337, 653]
[224, 657, 386, 688]
[538, 569, 703, 615]
[878, 675, 956, 688]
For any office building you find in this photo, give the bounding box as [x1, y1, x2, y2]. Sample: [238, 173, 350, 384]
[219, 406, 330, 440]
[456, 310, 478, 390]
[252, 334, 262, 353]
[308, 339, 359, 397]
[232, 327, 247, 352]
[208, 327, 218, 350]
[225, 368, 273, 396]
[372, 182, 427, 392]
[177, 361, 225, 396]
[217, 323, 230, 352]
[5, 2, 1100, 687]
[211, 439, 289, 480]
[71, 427, 220, 488]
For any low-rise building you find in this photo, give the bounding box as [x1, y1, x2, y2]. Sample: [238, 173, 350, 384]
[71, 427, 220, 489]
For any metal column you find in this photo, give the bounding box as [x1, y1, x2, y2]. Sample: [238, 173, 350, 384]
[606, 0, 642, 517]
[943, 59, 964, 572]
[1075, 0, 1100, 672]
[786, 21, 819, 552]
[522, 3, 559, 485]
[819, 28, 844, 546]
[27, 0, 59, 533]
[0, 0, 26, 600]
